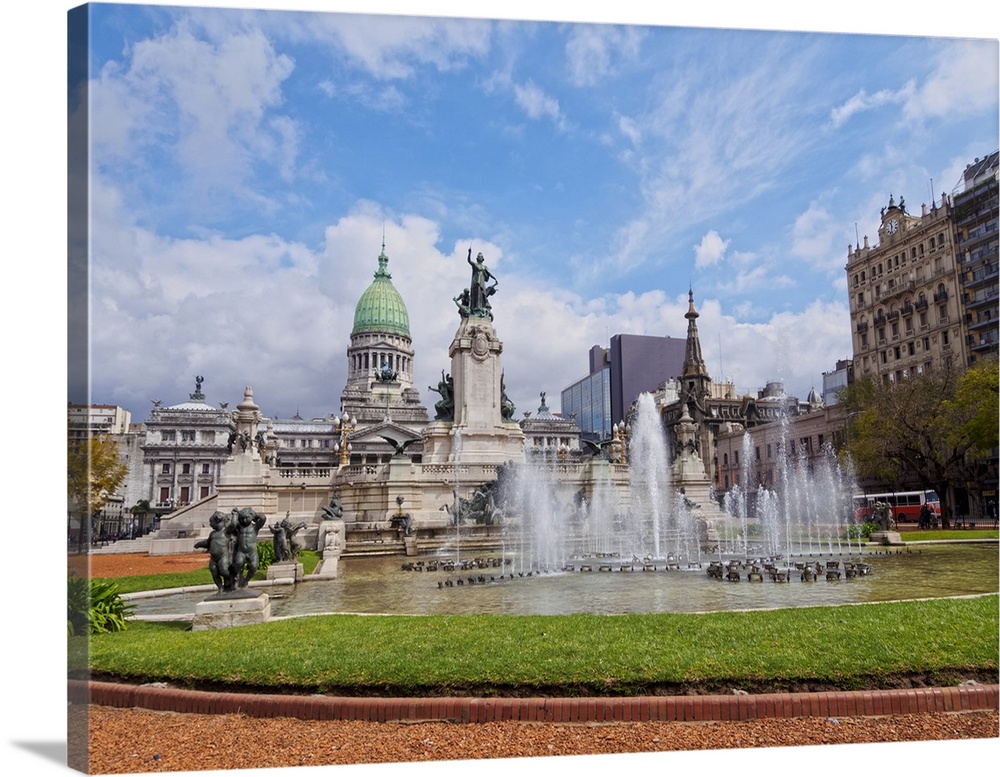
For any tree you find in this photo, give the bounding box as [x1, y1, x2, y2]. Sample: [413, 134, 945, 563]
[67, 431, 128, 537]
[839, 358, 998, 525]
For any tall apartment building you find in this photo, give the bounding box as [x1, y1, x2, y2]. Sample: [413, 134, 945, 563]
[953, 151, 999, 364]
[846, 192, 968, 383]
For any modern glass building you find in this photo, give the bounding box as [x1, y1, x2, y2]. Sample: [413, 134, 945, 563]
[561, 335, 686, 440]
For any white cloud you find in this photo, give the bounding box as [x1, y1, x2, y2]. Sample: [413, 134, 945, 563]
[694, 299, 852, 398]
[694, 230, 730, 269]
[902, 41, 999, 121]
[564, 24, 644, 86]
[303, 14, 492, 80]
[830, 86, 908, 128]
[89, 22, 297, 202]
[512, 79, 567, 128]
[791, 203, 843, 273]
[830, 42, 998, 129]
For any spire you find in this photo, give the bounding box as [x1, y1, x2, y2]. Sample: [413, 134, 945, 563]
[682, 288, 709, 383]
[375, 239, 390, 278]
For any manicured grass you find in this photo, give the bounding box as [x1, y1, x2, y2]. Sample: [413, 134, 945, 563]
[901, 529, 998, 542]
[95, 551, 321, 594]
[83, 594, 998, 696]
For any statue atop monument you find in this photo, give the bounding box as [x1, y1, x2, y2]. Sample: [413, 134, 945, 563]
[460, 248, 498, 319]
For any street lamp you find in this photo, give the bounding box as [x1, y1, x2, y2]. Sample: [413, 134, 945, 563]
[612, 421, 631, 465]
[334, 414, 357, 467]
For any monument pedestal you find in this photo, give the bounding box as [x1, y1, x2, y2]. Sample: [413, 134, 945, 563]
[870, 531, 903, 546]
[423, 317, 525, 465]
[192, 591, 270, 630]
[266, 561, 303, 582]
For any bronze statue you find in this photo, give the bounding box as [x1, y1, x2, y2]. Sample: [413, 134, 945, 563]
[193, 511, 235, 593]
[429, 370, 455, 421]
[464, 248, 498, 319]
[270, 513, 307, 562]
[321, 490, 344, 520]
[231, 507, 266, 587]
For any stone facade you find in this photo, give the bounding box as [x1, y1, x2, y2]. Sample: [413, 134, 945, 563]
[140, 382, 234, 512]
[846, 193, 968, 383]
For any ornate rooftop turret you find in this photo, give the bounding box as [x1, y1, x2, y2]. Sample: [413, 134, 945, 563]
[681, 288, 711, 396]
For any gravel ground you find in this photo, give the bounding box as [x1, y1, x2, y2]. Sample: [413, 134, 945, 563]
[75, 705, 998, 774]
[70, 551, 209, 579]
[71, 554, 999, 773]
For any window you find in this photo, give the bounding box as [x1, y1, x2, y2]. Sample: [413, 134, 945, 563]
[202, 463, 211, 475]
[181, 430, 195, 442]
[161, 462, 171, 474]
[181, 462, 191, 475]
[161, 430, 176, 442]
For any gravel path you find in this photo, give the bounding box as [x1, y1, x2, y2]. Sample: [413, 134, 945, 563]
[75, 705, 998, 774]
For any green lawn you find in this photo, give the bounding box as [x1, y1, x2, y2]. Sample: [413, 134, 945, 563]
[80, 594, 999, 697]
[898, 529, 998, 542]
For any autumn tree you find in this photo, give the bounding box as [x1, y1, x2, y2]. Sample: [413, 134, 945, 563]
[839, 357, 998, 524]
[67, 431, 128, 538]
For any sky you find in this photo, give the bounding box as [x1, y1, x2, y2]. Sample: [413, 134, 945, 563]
[4, 3, 999, 777]
[67, 0, 999, 424]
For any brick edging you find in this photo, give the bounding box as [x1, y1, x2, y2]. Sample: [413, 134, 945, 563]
[69, 680, 998, 724]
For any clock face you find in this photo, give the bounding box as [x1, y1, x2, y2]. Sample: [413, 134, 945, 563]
[886, 218, 898, 235]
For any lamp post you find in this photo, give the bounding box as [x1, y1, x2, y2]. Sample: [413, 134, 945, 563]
[334, 414, 357, 467]
[613, 421, 631, 465]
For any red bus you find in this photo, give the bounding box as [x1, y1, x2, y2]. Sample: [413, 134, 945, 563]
[853, 490, 941, 525]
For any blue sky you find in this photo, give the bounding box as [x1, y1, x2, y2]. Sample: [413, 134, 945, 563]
[72, 2, 998, 427]
[69, 2, 1000, 423]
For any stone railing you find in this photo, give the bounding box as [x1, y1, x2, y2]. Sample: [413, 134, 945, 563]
[275, 467, 331, 479]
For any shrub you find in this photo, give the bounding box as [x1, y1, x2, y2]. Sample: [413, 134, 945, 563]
[68, 574, 134, 635]
[67, 574, 89, 636]
[845, 521, 879, 540]
[256, 541, 276, 573]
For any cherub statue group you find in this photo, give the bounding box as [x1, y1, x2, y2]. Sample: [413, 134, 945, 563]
[269, 512, 307, 563]
[194, 507, 268, 594]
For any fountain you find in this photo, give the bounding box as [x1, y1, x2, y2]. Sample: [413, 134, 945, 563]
[157, 251, 998, 629]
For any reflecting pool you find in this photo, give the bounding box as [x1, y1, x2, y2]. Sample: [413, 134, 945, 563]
[130, 542, 998, 619]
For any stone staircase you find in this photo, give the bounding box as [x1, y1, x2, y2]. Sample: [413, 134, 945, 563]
[88, 534, 156, 554]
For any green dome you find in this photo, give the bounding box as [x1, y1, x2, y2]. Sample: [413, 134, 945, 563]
[352, 249, 411, 337]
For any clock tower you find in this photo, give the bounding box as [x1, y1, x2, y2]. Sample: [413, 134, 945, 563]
[878, 193, 909, 241]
